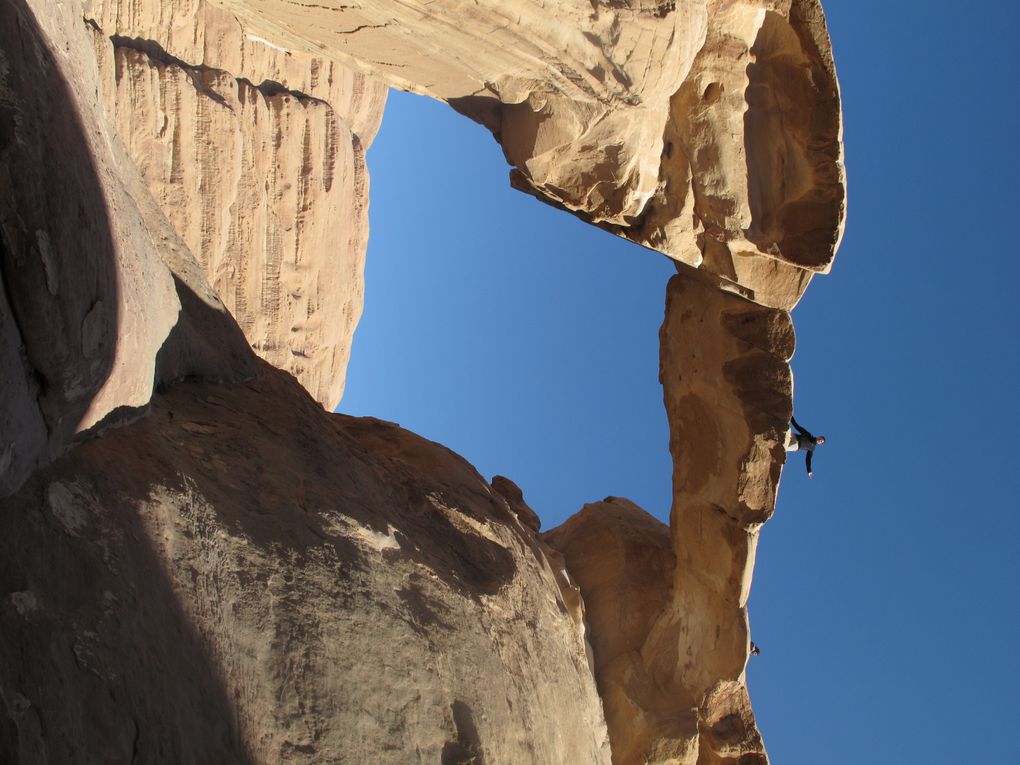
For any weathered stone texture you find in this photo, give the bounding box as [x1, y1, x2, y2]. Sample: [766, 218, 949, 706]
[0, 368, 611, 764]
[546, 274, 795, 765]
[654, 273, 794, 763]
[82, 0, 386, 136]
[207, 0, 844, 308]
[544, 498, 687, 765]
[3, 0, 848, 761]
[83, 0, 387, 408]
[0, 0, 257, 498]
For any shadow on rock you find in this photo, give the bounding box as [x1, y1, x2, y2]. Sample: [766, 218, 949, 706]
[0, 0, 120, 496]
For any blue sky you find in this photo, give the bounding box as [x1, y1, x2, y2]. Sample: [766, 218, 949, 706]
[340, 2, 1020, 762]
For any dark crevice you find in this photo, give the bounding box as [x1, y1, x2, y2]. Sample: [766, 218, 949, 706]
[336, 22, 390, 36]
[104, 31, 331, 109]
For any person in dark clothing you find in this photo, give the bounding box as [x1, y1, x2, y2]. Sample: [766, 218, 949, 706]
[787, 416, 825, 478]
[750, 641, 761, 657]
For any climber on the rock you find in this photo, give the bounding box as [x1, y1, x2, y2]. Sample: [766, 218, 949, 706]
[786, 416, 825, 478]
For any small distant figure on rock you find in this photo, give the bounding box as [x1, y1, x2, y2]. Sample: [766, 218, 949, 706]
[750, 641, 761, 656]
[786, 416, 825, 478]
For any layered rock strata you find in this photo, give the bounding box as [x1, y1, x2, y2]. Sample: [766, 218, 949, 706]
[206, 0, 844, 309]
[84, 0, 387, 408]
[0, 367, 611, 764]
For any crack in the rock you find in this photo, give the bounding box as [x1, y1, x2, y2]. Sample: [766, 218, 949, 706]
[335, 22, 389, 36]
[0, 228, 50, 443]
[292, 1, 358, 9]
[103, 32, 334, 110]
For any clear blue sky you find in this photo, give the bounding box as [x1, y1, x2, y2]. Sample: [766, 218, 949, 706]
[339, 2, 1020, 761]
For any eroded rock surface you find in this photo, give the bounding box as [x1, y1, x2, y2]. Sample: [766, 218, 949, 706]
[545, 275, 793, 764]
[3, 0, 847, 760]
[207, 0, 844, 308]
[544, 499, 686, 765]
[83, 0, 387, 408]
[653, 273, 794, 763]
[0, 0, 257, 498]
[0, 367, 611, 764]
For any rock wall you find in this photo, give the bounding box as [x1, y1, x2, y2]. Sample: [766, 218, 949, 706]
[83, 0, 387, 409]
[0, 0, 258, 498]
[653, 273, 794, 764]
[206, 0, 844, 309]
[546, 276, 792, 764]
[0, 366, 611, 764]
[2, 0, 847, 761]
[544, 499, 685, 765]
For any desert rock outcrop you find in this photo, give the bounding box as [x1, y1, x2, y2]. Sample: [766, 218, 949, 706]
[2, 0, 847, 760]
[544, 499, 684, 765]
[0, 367, 611, 764]
[545, 275, 794, 764]
[0, 0, 257, 498]
[206, 0, 844, 309]
[653, 273, 793, 763]
[84, 0, 387, 408]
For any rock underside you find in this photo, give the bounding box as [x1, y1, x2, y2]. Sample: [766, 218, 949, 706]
[0, 0, 845, 763]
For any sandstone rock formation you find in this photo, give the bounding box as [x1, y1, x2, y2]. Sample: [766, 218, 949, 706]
[652, 273, 792, 763]
[544, 499, 683, 765]
[0, 366, 611, 764]
[0, 0, 258, 498]
[206, 0, 845, 309]
[84, 0, 387, 408]
[546, 277, 792, 764]
[491, 474, 542, 534]
[2, 0, 847, 761]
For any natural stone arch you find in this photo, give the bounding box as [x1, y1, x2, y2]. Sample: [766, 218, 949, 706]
[2, 1, 848, 762]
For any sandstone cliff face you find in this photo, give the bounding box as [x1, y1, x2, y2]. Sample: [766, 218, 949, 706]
[82, 0, 385, 135]
[206, 0, 844, 309]
[546, 277, 792, 764]
[3, 0, 847, 761]
[3, 4, 609, 763]
[1, 367, 611, 764]
[83, 0, 387, 408]
[0, 0, 258, 498]
[651, 274, 793, 764]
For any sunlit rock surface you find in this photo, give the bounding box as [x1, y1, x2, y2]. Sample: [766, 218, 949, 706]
[207, 0, 844, 309]
[2, 0, 847, 760]
[545, 275, 794, 764]
[544, 499, 688, 765]
[83, 0, 387, 408]
[655, 273, 794, 763]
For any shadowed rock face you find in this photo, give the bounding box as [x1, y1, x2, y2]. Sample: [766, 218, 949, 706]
[0, 0, 257, 498]
[0, 367, 611, 764]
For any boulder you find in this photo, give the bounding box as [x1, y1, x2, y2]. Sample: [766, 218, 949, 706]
[0, 367, 611, 764]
